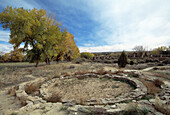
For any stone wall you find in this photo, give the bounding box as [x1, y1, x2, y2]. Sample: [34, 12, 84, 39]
[11, 72, 169, 115]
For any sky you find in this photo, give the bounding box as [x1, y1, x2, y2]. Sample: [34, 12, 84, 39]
[0, 0, 170, 52]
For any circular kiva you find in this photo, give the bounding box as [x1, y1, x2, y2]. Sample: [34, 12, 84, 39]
[40, 73, 147, 105]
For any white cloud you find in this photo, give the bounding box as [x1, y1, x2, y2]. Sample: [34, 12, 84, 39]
[0, 30, 10, 42]
[80, 0, 170, 52]
[1, 0, 170, 53]
[79, 35, 169, 52]
[0, 44, 13, 53]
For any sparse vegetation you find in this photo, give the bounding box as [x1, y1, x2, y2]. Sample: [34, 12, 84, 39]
[46, 92, 62, 103]
[155, 95, 170, 115]
[97, 68, 110, 75]
[19, 96, 28, 106]
[128, 72, 139, 78]
[0, 3, 169, 115]
[25, 83, 38, 94]
[47, 77, 133, 105]
[141, 79, 161, 95]
[8, 86, 18, 96]
[153, 79, 164, 88]
[124, 103, 149, 115]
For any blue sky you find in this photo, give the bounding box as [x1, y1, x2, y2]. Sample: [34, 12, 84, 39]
[0, 0, 170, 52]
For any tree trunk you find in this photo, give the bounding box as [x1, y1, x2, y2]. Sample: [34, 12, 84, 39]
[35, 61, 39, 67]
[45, 58, 48, 64]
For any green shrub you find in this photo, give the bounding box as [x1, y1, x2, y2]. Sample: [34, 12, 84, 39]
[127, 59, 131, 64]
[137, 59, 145, 63]
[118, 51, 128, 68]
[80, 52, 94, 59]
[162, 59, 170, 64]
[130, 60, 134, 65]
[134, 59, 138, 64]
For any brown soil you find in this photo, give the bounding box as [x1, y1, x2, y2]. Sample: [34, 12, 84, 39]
[48, 77, 133, 103]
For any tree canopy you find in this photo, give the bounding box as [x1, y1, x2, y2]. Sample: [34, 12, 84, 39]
[0, 6, 80, 66]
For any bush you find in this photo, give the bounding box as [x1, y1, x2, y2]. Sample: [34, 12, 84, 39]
[127, 59, 131, 64]
[134, 59, 138, 64]
[97, 68, 109, 75]
[46, 92, 62, 103]
[162, 59, 170, 64]
[145, 58, 154, 63]
[118, 51, 128, 68]
[153, 79, 164, 88]
[141, 80, 160, 94]
[130, 60, 134, 65]
[8, 86, 19, 96]
[155, 95, 170, 115]
[80, 52, 94, 59]
[25, 83, 38, 94]
[103, 60, 112, 64]
[124, 103, 145, 115]
[19, 96, 28, 106]
[137, 59, 145, 63]
[128, 72, 139, 78]
[157, 63, 164, 66]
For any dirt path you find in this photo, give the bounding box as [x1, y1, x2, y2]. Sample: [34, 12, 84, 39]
[140, 66, 170, 72]
[0, 89, 21, 115]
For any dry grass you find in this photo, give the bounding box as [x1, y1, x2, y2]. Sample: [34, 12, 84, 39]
[25, 83, 38, 94]
[141, 79, 161, 95]
[49, 77, 133, 105]
[0, 80, 2, 88]
[153, 79, 164, 88]
[155, 95, 170, 115]
[19, 96, 28, 106]
[47, 76, 53, 81]
[124, 103, 149, 115]
[0, 62, 108, 88]
[74, 70, 91, 75]
[46, 92, 62, 103]
[27, 69, 33, 74]
[63, 73, 71, 77]
[74, 93, 87, 105]
[8, 86, 19, 96]
[97, 68, 110, 75]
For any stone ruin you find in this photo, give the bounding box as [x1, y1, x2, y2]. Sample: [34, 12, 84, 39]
[12, 72, 169, 115]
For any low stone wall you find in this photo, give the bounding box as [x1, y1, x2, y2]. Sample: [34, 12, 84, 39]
[12, 73, 168, 114]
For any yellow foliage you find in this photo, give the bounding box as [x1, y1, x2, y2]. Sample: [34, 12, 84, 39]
[81, 52, 94, 58]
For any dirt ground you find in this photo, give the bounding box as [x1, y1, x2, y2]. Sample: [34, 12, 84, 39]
[48, 77, 133, 103]
[0, 62, 169, 114]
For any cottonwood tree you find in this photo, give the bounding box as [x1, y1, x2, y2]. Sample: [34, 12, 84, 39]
[0, 52, 4, 62]
[55, 31, 80, 61]
[10, 48, 24, 62]
[151, 46, 170, 56]
[133, 45, 145, 52]
[0, 6, 79, 66]
[0, 6, 48, 66]
[132, 45, 146, 58]
[2, 53, 10, 62]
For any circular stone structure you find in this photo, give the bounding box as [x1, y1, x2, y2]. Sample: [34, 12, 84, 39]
[12, 72, 170, 114]
[40, 73, 147, 105]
